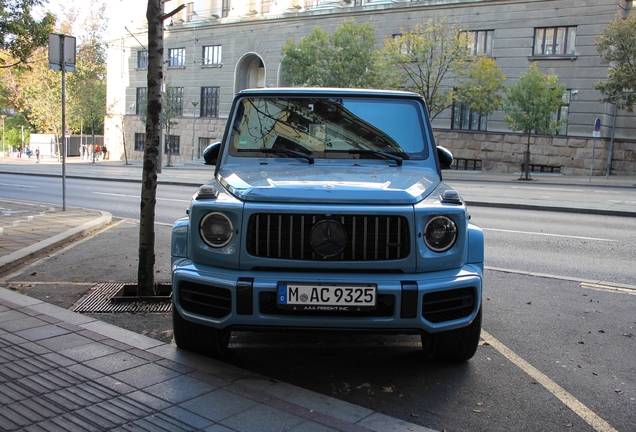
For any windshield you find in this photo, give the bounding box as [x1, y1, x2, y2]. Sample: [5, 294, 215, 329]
[228, 97, 430, 161]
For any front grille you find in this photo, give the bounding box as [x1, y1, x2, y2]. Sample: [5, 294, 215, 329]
[259, 292, 395, 317]
[179, 281, 232, 318]
[247, 213, 410, 261]
[422, 288, 475, 323]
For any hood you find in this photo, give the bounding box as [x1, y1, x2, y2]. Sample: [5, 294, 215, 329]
[216, 163, 440, 205]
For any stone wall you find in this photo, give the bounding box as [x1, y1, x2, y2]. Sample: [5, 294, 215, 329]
[434, 130, 636, 177]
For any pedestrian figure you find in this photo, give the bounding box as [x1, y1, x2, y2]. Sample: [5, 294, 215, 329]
[102, 145, 107, 160]
[95, 144, 101, 161]
[80, 144, 85, 160]
[35, 148, 40, 163]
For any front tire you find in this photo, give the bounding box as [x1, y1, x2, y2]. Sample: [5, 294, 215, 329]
[173, 304, 231, 358]
[421, 308, 481, 362]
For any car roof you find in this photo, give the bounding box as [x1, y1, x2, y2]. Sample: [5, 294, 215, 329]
[235, 87, 422, 99]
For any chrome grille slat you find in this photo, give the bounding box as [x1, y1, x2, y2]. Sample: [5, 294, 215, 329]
[247, 213, 410, 262]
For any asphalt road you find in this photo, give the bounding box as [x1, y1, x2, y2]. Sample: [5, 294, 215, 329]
[1, 174, 634, 431]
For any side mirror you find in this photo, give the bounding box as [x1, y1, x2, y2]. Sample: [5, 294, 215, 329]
[203, 142, 221, 165]
[437, 146, 453, 170]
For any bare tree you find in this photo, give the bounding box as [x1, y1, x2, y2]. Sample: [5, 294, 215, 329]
[138, 0, 185, 296]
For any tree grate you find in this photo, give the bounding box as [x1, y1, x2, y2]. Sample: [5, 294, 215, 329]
[72, 283, 172, 314]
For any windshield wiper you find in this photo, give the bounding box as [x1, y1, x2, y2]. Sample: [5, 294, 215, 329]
[261, 148, 315, 164]
[347, 149, 403, 166]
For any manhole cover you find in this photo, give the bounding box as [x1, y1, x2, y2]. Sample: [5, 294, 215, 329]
[73, 283, 172, 313]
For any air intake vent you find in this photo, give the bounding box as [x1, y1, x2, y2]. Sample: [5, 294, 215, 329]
[179, 281, 232, 318]
[422, 287, 475, 323]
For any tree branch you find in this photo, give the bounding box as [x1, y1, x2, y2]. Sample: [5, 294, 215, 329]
[161, 4, 187, 21]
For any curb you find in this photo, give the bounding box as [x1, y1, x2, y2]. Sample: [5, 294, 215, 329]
[0, 210, 113, 274]
[466, 201, 636, 218]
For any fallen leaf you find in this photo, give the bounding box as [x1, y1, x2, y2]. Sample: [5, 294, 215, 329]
[408, 428, 413, 431]
[578, 341, 585, 344]
[476, 402, 484, 406]
[411, 413, 419, 418]
[526, 301, 532, 305]
[615, 389, 622, 394]
[623, 333, 633, 338]
[592, 372, 598, 376]
[399, 393, 404, 398]
[598, 330, 605, 333]
[473, 409, 483, 413]
[382, 386, 393, 393]
[565, 423, 573, 427]
[30, 272, 37, 276]
[482, 342, 490, 346]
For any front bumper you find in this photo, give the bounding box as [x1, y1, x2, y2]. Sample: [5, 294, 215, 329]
[172, 260, 482, 334]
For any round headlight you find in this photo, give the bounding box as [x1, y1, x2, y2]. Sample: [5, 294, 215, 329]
[424, 216, 457, 253]
[200, 212, 233, 248]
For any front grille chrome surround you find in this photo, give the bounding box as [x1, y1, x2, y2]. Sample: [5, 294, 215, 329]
[247, 213, 410, 261]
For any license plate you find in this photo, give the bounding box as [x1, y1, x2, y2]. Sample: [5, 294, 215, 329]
[277, 283, 377, 311]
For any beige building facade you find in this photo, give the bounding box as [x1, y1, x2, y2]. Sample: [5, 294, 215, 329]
[105, 0, 635, 175]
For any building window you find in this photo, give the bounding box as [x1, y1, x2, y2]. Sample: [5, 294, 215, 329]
[202, 45, 222, 66]
[451, 103, 487, 131]
[134, 133, 145, 151]
[165, 135, 180, 155]
[555, 90, 571, 135]
[262, 0, 273, 13]
[201, 87, 220, 117]
[135, 87, 147, 115]
[168, 48, 186, 67]
[166, 87, 184, 116]
[533, 27, 576, 56]
[222, 0, 230, 17]
[137, 50, 148, 69]
[467, 30, 494, 57]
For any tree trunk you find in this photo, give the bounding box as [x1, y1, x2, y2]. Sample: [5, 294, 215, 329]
[138, 0, 164, 296]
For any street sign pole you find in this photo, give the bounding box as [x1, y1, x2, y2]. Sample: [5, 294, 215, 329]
[590, 118, 601, 183]
[48, 33, 76, 211]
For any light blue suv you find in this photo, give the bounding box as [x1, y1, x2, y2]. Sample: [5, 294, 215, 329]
[171, 88, 484, 361]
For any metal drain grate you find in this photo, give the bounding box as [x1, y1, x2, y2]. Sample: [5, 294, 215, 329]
[72, 283, 172, 314]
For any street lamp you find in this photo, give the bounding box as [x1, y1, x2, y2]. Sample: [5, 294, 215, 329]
[191, 101, 199, 161]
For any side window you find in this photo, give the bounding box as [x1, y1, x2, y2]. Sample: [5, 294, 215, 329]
[467, 30, 494, 57]
[165, 135, 180, 155]
[201, 87, 220, 117]
[167, 87, 184, 116]
[137, 50, 148, 69]
[135, 87, 147, 115]
[168, 48, 186, 67]
[134, 133, 145, 151]
[451, 101, 487, 131]
[533, 27, 576, 56]
[202, 45, 222, 66]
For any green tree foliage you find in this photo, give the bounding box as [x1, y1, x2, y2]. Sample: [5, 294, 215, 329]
[456, 57, 507, 118]
[0, 0, 55, 69]
[381, 18, 471, 120]
[67, 2, 107, 137]
[502, 63, 566, 179]
[594, 13, 636, 112]
[281, 20, 396, 89]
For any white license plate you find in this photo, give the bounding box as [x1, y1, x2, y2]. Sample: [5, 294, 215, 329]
[277, 283, 377, 311]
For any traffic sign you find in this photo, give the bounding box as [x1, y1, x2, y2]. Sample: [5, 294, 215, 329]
[594, 118, 601, 131]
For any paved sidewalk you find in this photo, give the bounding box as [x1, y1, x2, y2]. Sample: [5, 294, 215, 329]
[0, 156, 634, 431]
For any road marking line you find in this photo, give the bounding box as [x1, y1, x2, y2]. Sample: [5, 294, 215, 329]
[486, 267, 636, 292]
[580, 283, 636, 296]
[481, 228, 615, 242]
[0, 182, 38, 188]
[481, 330, 618, 432]
[93, 192, 190, 203]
